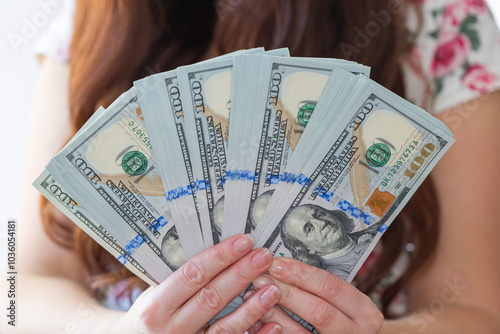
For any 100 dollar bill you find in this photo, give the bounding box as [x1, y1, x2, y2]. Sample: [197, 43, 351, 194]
[222, 55, 370, 239]
[176, 48, 290, 246]
[46, 88, 186, 278]
[177, 59, 236, 246]
[255, 75, 454, 282]
[136, 72, 208, 257]
[34, 170, 159, 286]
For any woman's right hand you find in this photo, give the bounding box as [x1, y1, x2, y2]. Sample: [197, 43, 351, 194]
[114, 234, 282, 334]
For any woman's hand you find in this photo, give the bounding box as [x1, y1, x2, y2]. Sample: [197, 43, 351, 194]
[115, 234, 283, 334]
[250, 257, 383, 333]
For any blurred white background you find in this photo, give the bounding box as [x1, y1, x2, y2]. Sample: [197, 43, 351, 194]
[1, 0, 500, 236]
[1, 0, 65, 244]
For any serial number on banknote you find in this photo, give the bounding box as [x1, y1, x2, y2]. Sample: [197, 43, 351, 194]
[381, 141, 438, 187]
[381, 140, 420, 185]
[128, 120, 153, 151]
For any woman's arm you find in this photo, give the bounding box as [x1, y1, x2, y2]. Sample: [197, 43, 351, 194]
[0, 56, 125, 333]
[381, 90, 500, 333]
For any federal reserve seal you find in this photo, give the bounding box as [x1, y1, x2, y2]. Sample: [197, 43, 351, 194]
[297, 102, 316, 127]
[366, 143, 391, 167]
[122, 151, 148, 176]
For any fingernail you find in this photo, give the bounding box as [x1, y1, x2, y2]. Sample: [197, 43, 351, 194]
[233, 234, 254, 253]
[242, 289, 255, 301]
[253, 275, 274, 289]
[269, 259, 287, 276]
[260, 285, 280, 307]
[251, 248, 272, 268]
[268, 324, 282, 334]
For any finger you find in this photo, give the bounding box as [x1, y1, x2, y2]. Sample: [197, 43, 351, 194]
[196, 324, 209, 334]
[261, 304, 310, 334]
[154, 234, 255, 314]
[268, 257, 377, 321]
[174, 248, 274, 331]
[243, 290, 265, 334]
[242, 288, 257, 301]
[255, 323, 283, 334]
[247, 319, 265, 334]
[207, 285, 281, 334]
[254, 274, 355, 333]
[245, 283, 310, 334]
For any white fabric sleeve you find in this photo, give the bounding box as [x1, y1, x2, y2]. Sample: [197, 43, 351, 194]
[33, 0, 75, 63]
[402, 0, 500, 114]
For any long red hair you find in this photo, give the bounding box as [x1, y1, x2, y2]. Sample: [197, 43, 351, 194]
[41, 0, 437, 316]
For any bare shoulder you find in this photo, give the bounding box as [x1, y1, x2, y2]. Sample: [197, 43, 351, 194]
[408, 90, 500, 315]
[18, 57, 85, 283]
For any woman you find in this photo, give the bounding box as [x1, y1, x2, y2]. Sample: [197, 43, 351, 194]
[10, 0, 500, 333]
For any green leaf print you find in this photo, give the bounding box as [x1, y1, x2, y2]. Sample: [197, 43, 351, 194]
[460, 15, 481, 51]
[434, 77, 444, 96]
[429, 29, 439, 39]
[465, 30, 480, 51]
[460, 14, 478, 28]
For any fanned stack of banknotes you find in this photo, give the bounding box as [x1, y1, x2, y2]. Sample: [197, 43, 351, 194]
[34, 47, 454, 288]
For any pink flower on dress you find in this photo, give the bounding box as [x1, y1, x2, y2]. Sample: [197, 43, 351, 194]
[442, 1, 468, 28]
[462, 63, 498, 93]
[465, 0, 489, 16]
[432, 32, 471, 77]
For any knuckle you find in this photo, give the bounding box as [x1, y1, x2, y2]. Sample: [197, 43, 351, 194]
[363, 302, 384, 330]
[211, 322, 233, 334]
[260, 305, 283, 323]
[285, 261, 308, 284]
[164, 324, 180, 334]
[242, 299, 266, 321]
[137, 311, 152, 330]
[321, 274, 344, 301]
[137, 309, 165, 334]
[196, 284, 225, 314]
[310, 302, 336, 328]
[277, 283, 292, 302]
[210, 245, 232, 267]
[232, 262, 251, 283]
[373, 310, 384, 329]
[180, 260, 205, 286]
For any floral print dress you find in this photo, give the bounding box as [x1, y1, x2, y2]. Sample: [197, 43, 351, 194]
[403, 0, 500, 114]
[359, 0, 500, 316]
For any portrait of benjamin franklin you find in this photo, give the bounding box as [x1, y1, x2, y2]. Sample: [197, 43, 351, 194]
[280, 204, 380, 279]
[161, 226, 187, 271]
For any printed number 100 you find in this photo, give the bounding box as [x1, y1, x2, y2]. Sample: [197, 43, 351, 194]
[404, 143, 436, 180]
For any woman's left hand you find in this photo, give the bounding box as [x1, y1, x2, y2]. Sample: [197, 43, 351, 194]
[249, 257, 383, 333]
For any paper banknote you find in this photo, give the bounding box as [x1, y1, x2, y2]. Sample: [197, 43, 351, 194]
[46, 88, 187, 279]
[222, 55, 370, 240]
[135, 71, 208, 257]
[254, 74, 454, 282]
[175, 49, 291, 246]
[135, 49, 276, 252]
[34, 169, 159, 286]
